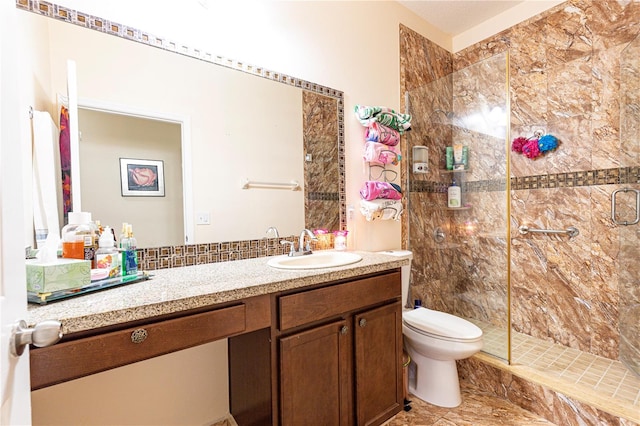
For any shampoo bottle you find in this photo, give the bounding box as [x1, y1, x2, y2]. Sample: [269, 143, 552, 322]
[448, 179, 461, 208]
[121, 224, 138, 276]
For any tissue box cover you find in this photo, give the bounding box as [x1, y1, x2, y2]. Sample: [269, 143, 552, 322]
[26, 259, 91, 293]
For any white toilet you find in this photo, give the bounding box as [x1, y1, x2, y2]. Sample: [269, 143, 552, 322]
[381, 250, 483, 408]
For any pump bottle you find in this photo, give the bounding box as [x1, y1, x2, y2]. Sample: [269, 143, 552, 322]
[448, 179, 461, 208]
[121, 224, 138, 276]
[95, 226, 121, 278]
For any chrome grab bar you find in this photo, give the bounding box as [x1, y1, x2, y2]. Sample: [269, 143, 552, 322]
[611, 188, 640, 226]
[518, 225, 579, 238]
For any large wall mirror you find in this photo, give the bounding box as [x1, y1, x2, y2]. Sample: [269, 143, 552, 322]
[18, 1, 345, 249]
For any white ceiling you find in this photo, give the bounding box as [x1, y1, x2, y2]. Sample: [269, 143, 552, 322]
[396, 0, 525, 36]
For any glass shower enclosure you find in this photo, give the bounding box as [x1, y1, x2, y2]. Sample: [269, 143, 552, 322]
[406, 52, 510, 361]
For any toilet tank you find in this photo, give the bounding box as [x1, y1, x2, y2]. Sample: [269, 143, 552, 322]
[377, 250, 413, 308]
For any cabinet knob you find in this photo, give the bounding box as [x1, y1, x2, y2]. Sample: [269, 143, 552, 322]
[359, 318, 367, 328]
[340, 325, 349, 335]
[131, 328, 148, 344]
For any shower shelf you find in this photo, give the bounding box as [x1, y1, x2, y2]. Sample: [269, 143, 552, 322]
[446, 206, 472, 211]
[440, 169, 471, 173]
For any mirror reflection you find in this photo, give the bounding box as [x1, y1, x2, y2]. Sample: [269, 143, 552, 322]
[20, 4, 344, 248]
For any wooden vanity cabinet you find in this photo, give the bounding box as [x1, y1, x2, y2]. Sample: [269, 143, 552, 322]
[30, 294, 271, 390]
[30, 268, 403, 426]
[276, 270, 403, 426]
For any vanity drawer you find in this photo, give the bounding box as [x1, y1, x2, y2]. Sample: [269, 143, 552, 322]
[31, 302, 248, 390]
[278, 270, 400, 330]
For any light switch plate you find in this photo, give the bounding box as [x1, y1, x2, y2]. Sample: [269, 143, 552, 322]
[196, 211, 210, 225]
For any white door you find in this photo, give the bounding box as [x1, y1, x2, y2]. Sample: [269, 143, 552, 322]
[0, 1, 33, 424]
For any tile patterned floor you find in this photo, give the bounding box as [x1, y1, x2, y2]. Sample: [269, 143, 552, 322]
[217, 381, 554, 426]
[468, 319, 640, 422]
[512, 332, 640, 406]
[385, 381, 556, 425]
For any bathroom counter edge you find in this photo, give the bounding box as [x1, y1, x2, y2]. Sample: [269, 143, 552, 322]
[26, 251, 408, 335]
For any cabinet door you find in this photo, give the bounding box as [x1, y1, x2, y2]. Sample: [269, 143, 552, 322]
[279, 320, 352, 426]
[354, 302, 403, 426]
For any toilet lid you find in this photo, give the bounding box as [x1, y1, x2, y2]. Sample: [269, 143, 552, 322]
[403, 307, 483, 340]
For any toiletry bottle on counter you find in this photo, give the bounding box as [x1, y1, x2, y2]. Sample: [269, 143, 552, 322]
[61, 211, 98, 266]
[448, 179, 461, 208]
[121, 224, 138, 276]
[95, 226, 121, 278]
[333, 230, 348, 251]
[119, 222, 129, 248]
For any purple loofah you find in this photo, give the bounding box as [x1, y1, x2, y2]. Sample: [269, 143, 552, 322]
[522, 139, 541, 159]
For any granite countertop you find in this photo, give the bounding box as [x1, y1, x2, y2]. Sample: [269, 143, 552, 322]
[27, 251, 408, 335]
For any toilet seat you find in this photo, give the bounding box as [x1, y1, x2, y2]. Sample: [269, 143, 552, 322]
[403, 307, 483, 342]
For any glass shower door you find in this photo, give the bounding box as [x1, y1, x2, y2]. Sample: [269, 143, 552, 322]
[406, 52, 510, 361]
[619, 33, 640, 376]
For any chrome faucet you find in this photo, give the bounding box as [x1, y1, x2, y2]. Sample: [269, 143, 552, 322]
[265, 226, 280, 239]
[297, 228, 318, 256]
[279, 229, 318, 256]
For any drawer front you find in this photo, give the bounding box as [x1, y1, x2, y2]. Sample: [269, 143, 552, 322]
[31, 303, 246, 390]
[279, 271, 400, 330]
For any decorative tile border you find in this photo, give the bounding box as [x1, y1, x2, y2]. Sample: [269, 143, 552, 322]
[511, 167, 640, 190]
[308, 191, 340, 201]
[16, 1, 343, 98]
[410, 167, 640, 193]
[138, 234, 335, 271]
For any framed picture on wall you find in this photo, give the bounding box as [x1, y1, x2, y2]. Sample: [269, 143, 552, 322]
[120, 158, 165, 197]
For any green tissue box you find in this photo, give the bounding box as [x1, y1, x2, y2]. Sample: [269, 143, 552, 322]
[26, 259, 91, 293]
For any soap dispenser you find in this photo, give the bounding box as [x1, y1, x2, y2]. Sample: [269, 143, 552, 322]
[447, 179, 461, 208]
[95, 226, 121, 278]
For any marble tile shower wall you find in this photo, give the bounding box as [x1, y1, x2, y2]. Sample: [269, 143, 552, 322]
[401, 0, 640, 366]
[303, 91, 341, 232]
[400, 28, 510, 335]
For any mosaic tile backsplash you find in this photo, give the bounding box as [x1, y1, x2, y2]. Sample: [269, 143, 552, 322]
[138, 235, 334, 271]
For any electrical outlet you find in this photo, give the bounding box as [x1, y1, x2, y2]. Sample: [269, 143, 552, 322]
[196, 211, 210, 225]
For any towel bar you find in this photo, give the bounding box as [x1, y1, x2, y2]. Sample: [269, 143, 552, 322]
[242, 179, 300, 191]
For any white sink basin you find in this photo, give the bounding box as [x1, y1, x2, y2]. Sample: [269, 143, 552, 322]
[267, 251, 362, 270]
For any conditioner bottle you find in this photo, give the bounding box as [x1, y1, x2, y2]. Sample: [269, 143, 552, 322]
[447, 179, 461, 208]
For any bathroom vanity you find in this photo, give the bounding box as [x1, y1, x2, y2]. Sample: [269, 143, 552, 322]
[27, 252, 407, 426]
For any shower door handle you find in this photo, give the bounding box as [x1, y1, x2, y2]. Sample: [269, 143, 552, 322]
[611, 188, 640, 225]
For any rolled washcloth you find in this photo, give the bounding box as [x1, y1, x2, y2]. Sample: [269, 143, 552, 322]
[360, 181, 402, 201]
[363, 141, 401, 166]
[365, 122, 400, 146]
[354, 105, 412, 133]
[360, 199, 403, 221]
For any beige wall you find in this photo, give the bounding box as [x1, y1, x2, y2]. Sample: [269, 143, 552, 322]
[19, 7, 57, 247]
[43, 15, 305, 244]
[78, 109, 184, 247]
[31, 341, 228, 426]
